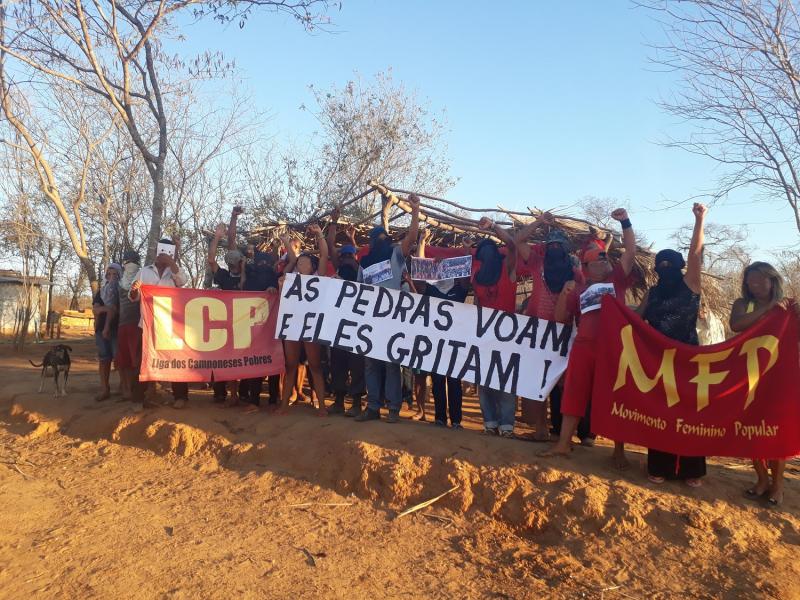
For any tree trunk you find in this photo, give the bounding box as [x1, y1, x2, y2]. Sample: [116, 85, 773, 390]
[146, 161, 166, 264]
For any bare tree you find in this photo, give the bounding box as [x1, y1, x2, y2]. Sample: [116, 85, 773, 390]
[246, 71, 455, 223]
[0, 0, 333, 261]
[642, 0, 800, 233]
[671, 221, 750, 273]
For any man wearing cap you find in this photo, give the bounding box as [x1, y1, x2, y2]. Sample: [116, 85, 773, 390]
[355, 194, 421, 424]
[542, 208, 637, 466]
[208, 222, 246, 405]
[326, 209, 366, 416]
[499, 215, 586, 442]
[117, 250, 144, 403]
[129, 237, 190, 410]
[92, 262, 122, 402]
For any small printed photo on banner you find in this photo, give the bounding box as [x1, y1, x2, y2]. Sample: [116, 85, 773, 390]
[580, 282, 615, 314]
[411, 255, 472, 282]
[362, 259, 393, 285]
[438, 255, 472, 280]
[410, 257, 438, 281]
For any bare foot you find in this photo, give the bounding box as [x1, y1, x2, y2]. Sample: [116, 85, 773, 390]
[538, 444, 572, 458]
[686, 478, 703, 488]
[412, 411, 426, 421]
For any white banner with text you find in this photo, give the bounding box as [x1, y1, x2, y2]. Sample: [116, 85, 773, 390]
[276, 273, 574, 400]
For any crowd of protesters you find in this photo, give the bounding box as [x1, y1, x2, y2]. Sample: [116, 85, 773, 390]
[90, 199, 799, 507]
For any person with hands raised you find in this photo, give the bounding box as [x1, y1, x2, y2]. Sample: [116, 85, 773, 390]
[356, 194, 421, 424]
[543, 207, 638, 464]
[278, 222, 329, 417]
[638, 203, 708, 487]
[471, 216, 519, 438]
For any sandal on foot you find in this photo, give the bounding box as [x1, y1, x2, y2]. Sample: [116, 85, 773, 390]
[686, 478, 703, 488]
[745, 487, 769, 499]
[648, 475, 666, 484]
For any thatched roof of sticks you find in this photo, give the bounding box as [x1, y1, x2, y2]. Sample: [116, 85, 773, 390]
[244, 181, 730, 311]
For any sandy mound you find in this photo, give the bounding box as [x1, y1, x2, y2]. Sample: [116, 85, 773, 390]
[1, 339, 799, 598]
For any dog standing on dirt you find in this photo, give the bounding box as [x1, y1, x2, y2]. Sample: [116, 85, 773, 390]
[29, 344, 72, 397]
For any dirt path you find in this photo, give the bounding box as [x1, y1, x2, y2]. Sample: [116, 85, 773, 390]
[1, 339, 798, 599]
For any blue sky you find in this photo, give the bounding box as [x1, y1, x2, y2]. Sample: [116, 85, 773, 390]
[180, 0, 799, 260]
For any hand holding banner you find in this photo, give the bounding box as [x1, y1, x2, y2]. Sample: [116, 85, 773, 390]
[139, 286, 285, 382]
[591, 297, 800, 458]
[276, 273, 574, 400]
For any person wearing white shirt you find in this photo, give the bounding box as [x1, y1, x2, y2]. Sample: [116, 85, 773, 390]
[129, 238, 190, 411]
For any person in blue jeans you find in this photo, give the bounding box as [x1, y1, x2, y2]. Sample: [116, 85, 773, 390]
[356, 194, 421, 424]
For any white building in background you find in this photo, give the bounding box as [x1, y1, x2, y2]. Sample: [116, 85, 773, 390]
[0, 270, 49, 336]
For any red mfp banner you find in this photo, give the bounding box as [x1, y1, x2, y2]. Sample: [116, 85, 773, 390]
[592, 297, 800, 459]
[139, 285, 285, 383]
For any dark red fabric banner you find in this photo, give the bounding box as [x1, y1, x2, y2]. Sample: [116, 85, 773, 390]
[139, 286, 285, 383]
[592, 297, 800, 459]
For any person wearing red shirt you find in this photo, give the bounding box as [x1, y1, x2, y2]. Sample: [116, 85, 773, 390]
[494, 214, 585, 442]
[472, 218, 519, 437]
[542, 208, 637, 467]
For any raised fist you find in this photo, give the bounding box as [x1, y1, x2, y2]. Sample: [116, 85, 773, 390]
[611, 208, 629, 222]
[478, 216, 495, 230]
[692, 203, 708, 219]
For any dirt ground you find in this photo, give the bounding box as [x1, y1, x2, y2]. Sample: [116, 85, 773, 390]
[1, 338, 799, 599]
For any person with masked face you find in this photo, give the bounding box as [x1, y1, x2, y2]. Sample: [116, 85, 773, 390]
[117, 251, 144, 403]
[355, 194, 421, 424]
[469, 218, 519, 437]
[491, 214, 585, 442]
[207, 222, 247, 406]
[92, 262, 122, 402]
[129, 237, 190, 411]
[542, 209, 637, 466]
[239, 248, 280, 409]
[638, 204, 707, 486]
[325, 210, 367, 416]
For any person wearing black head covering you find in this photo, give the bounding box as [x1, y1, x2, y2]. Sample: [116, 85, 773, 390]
[473, 239, 504, 287]
[239, 249, 280, 408]
[325, 210, 366, 416]
[356, 195, 421, 424]
[640, 203, 708, 486]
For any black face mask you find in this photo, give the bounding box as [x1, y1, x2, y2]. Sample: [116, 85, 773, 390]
[361, 238, 393, 268]
[474, 240, 503, 287]
[338, 264, 359, 282]
[656, 265, 684, 289]
[543, 246, 574, 293]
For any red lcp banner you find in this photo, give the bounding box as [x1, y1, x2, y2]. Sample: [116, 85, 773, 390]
[591, 297, 800, 459]
[139, 285, 285, 383]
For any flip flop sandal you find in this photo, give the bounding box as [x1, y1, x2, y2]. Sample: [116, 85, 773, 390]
[648, 475, 666, 484]
[744, 487, 769, 499]
[686, 479, 703, 488]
